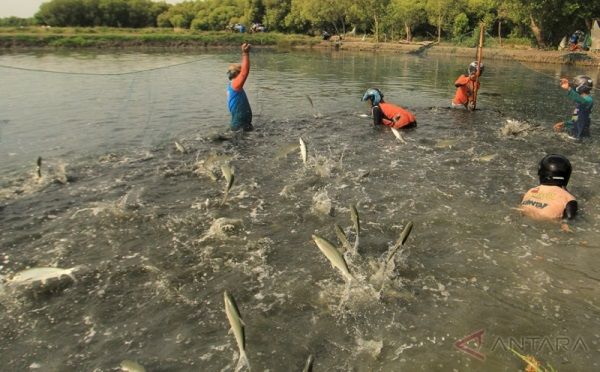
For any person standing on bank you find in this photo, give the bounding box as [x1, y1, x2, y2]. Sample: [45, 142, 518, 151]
[227, 43, 253, 132]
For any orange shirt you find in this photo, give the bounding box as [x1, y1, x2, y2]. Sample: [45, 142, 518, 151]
[520, 185, 575, 221]
[231, 53, 249, 91]
[452, 75, 479, 106]
[378, 102, 416, 129]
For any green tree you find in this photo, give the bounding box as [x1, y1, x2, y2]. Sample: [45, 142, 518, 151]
[453, 12, 469, 39]
[350, 0, 390, 41]
[99, 0, 129, 27]
[246, 0, 265, 24]
[387, 0, 425, 41]
[0, 17, 35, 27]
[262, 0, 290, 31]
[426, 0, 465, 42]
[36, 0, 89, 26]
[502, 0, 580, 47]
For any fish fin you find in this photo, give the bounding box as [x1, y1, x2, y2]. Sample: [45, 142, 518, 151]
[239, 318, 246, 327]
[235, 350, 251, 372]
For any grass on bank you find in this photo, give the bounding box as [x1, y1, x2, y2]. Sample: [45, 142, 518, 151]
[0, 27, 319, 48]
[0, 26, 538, 49]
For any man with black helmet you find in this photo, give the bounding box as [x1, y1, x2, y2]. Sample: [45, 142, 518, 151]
[520, 154, 577, 221]
[553, 76, 593, 140]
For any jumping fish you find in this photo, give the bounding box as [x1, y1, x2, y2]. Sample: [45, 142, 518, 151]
[476, 153, 497, 162]
[306, 95, 314, 109]
[302, 354, 314, 372]
[386, 221, 414, 263]
[221, 164, 235, 205]
[174, 141, 187, 154]
[120, 360, 146, 372]
[224, 291, 250, 371]
[390, 128, 407, 144]
[312, 234, 354, 282]
[299, 137, 307, 164]
[306, 95, 322, 118]
[36, 156, 42, 178]
[434, 139, 457, 149]
[334, 224, 352, 253]
[6, 266, 81, 288]
[350, 204, 360, 252]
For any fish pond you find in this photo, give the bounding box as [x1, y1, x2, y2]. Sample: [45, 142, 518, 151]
[1, 48, 600, 371]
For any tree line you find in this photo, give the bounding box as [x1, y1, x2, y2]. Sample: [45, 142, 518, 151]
[1, 0, 598, 47]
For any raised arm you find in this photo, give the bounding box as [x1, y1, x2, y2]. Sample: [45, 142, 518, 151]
[231, 43, 250, 91]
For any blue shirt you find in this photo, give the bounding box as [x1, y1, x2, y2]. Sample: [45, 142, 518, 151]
[565, 89, 593, 139]
[227, 83, 252, 130]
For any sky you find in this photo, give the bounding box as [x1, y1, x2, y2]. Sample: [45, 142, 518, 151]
[0, 0, 183, 18]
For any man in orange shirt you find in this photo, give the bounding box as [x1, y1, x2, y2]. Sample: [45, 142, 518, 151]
[361, 88, 416, 129]
[452, 61, 483, 109]
[520, 154, 577, 221]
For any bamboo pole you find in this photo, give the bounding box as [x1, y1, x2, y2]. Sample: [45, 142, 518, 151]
[469, 23, 485, 111]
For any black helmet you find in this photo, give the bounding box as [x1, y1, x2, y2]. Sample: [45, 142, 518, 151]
[538, 154, 572, 187]
[571, 75, 593, 94]
[468, 61, 484, 76]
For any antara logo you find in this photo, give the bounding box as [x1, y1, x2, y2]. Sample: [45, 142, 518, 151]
[454, 329, 486, 361]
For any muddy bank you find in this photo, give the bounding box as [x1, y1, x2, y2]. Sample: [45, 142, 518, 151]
[1, 30, 599, 67]
[319, 39, 600, 67]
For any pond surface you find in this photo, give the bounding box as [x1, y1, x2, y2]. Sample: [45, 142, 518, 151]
[0, 48, 599, 371]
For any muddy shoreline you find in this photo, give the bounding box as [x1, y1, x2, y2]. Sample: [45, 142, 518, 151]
[1, 32, 599, 67]
[318, 39, 600, 67]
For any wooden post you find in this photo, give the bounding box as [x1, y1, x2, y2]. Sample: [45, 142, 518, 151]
[469, 23, 484, 111]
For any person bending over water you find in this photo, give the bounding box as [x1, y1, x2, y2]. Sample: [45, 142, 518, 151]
[361, 88, 416, 129]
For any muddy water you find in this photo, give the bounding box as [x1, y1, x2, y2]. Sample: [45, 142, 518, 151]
[0, 49, 599, 371]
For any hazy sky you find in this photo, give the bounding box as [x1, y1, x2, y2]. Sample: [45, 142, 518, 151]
[0, 0, 183, 18]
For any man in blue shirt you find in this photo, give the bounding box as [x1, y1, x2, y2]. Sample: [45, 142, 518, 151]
[226, 43, 253, 132]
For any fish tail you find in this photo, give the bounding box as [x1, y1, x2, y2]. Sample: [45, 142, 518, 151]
[235, 350, 251, 372]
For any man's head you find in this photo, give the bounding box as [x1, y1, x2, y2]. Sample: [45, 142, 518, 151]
[467, 61, 484, 78]
[361, 88, 384, 106]
[571, 75, 593, 94]
[538, 154, 572, 187]
[227, 64, 242, 80]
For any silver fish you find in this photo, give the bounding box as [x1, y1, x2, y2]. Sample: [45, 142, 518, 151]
[391, 128, 407, 143]
[7, 266, 80, 287]
[299, 137, 307, 164]
[224, 291, 250, 371]
[350, 204, 360, 236]
[350, 204, 360, 251]
[36, 156, 42, 178]
[174, 141, 187, 154]
[221, 164, 235, 205]
[312, 234, 353, 282]
[302, 354, 314, 372]
[306, 94, 314, 109]
[334, 224, 352, 253]
[386, 221, 414, 263]
[306, 95, 322, 118]
[120, 360, 146, 372]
